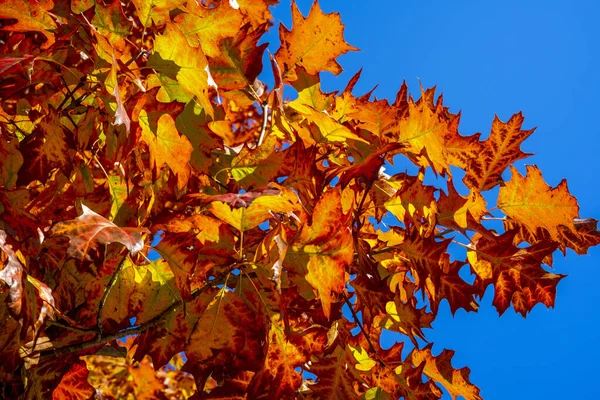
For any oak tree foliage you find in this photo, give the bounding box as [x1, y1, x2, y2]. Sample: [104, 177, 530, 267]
[0, 0, 598, 398]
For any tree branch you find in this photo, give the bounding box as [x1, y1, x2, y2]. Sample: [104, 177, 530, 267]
[36, 277, 222, 359]
[343, 294, 385, 366]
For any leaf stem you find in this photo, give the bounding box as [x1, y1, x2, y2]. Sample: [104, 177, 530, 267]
[257, 102, 270, 147]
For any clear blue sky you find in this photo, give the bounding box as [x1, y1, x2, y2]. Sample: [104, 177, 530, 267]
[266, 1, 600, 398]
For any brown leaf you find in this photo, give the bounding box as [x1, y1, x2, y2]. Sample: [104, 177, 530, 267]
[0, 230, 24, 314]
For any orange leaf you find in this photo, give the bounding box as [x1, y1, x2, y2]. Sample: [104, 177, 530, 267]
[52, 363, 95, 400]
[393, 87, 457, 175]
[467, 230, 563, 316]
[408, 344, 482, 400]
[275, 1, 357, 82]
[208, 185, 301, 231]
[208, 23, 268, 92]
[139, 111, 193, 192]
[148, 23, 214, 114]
[131, 0, 186, 27]
[437, 179, 488, 233]
[0, 0, 56, 48]
[290, 188, 353, 318]
[462, 113, 534, 191]
[248, 314, 327, 397]
[498, 165, 579, 242]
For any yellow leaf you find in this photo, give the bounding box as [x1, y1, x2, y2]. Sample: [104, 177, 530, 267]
[139, 111, 193, 191]
[349, 344, 376, 372]
[498, 165, 579, 241]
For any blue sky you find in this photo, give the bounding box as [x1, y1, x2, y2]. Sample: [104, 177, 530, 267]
[266, 1, 600, 398]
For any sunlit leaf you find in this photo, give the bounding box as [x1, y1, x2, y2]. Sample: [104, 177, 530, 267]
[275, 1, 358, 82]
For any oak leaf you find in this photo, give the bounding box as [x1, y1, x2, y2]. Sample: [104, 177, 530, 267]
[288, 188, 353, 318]
[275, 1, 358, 82]
[175, 0, 243, 58]
[407, 344, 482, 400]
[462, 113, 534, 191]
[467, 230, 563, 316]
[498, 165, 579, 243]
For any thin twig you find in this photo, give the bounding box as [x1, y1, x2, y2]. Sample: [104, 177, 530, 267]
[37, 277, 223, 359]
[435, 228, 456, 238]
[343, 294, 385, 366]
[47, 320, 96, 334]
[96, 255, 129, 335]
[481, 216, 505, 221]
[257, 102, 270, 147]
[451, 239, 471, 249]
[57, 77, 87, 111]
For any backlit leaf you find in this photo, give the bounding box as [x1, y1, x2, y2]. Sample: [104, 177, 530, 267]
[407, 344, 482, 400]
[289, 188, 353, 318]
[139, 111, 193, 192]
[275, 1, 358, 82]
[51, 204, 149, 260]
[498, 165, 579, 242]
[463, 113, 534, 191]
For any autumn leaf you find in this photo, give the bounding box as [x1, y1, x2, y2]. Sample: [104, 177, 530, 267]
[407, 344, 482, 400]
[0, 0, 597, 397]
[175, 0, 243, 58]
[288, 188, 353, 318]
[131, 0, 186, 27]
[498, 165, 579, 242]
[437, 179, 488, 232]
[101, 257, 178, 326]
[208, 185, 301, 231]
[17, 111, 73, 185]
[148, 22, 214, 113]
[184, 289, 266, 389]
[248, 314, 327, 397]
[308, 345, 363, 399]
[462, 113, 534, 191]
[0, 0, 57, 48]
[467, 230, 563, 316]
[0, 230, 24, 314]
[138, 111, 193, 192]
[393, 88, 456, 175]
[384, 174, 438, 237]
[208, 23, 268, 92]
[52, 363, 95, 400]
[51, 204, 149, 260]
[275, 1, 358, 82]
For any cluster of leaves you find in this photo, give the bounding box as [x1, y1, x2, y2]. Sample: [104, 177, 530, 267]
[0, 0, 598, 398]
